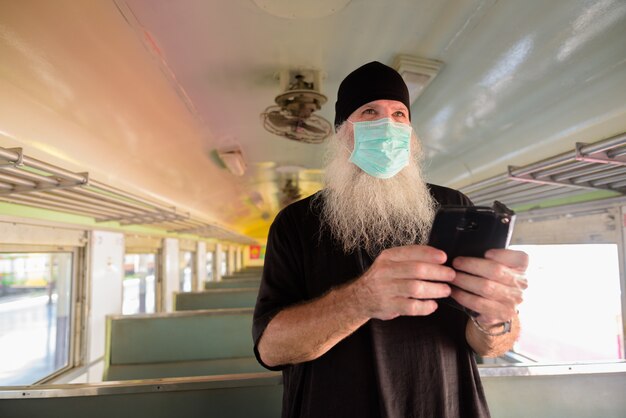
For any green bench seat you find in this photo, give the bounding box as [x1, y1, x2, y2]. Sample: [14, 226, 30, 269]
[104, 308, 260, 381]
[205, 278, 260, 289]
[174, 288, 258, 311]
[222, 273, 261, 280]
[105, 357, 265, 381]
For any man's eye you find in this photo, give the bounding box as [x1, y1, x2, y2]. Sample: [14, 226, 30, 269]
[393, 111, 407, 117]
[362, 109, 376, 115]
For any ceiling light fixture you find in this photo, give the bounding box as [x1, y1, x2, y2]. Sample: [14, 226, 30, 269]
[217, 146, 247, 176]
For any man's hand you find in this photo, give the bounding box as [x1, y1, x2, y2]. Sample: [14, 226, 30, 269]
[449, 248, 528, 356]
[352, 245, 456, 320]
[450, 248, 528, 326]
[258, 245, 456, 367]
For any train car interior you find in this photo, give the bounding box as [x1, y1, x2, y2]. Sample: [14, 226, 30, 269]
[0, 1, 625, 417]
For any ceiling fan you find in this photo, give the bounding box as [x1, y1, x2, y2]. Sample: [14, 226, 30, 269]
[261, 69, 332, 144]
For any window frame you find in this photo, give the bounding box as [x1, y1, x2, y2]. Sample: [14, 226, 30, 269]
[205, 249, 215, 282]
[477, 197, 626, 375]
[178, 249, 196, 293]
[122, 251, 160, 315]
[124, 234, 164, 314]
[0, 244, 85, 385]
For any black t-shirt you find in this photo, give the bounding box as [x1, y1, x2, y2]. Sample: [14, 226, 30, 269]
[253, 184, 490, 418]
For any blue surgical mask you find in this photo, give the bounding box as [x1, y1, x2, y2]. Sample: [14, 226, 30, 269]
[349, 118, 412, 179]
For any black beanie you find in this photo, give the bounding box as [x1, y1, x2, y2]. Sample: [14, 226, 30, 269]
[334, 61, 411, 129]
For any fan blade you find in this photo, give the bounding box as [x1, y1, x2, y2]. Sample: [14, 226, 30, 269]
[266, 111, 293, 128]
[296, 120, 327, 134]
[269, 112, 323, 134]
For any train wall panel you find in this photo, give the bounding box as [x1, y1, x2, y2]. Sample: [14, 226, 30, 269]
[87, 230, 124, 381]
[483, 371, 626, 418]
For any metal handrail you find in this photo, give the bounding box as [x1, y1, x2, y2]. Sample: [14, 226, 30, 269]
[0, 372, 282, 399]
[0, 148, 87, 184]
[462, 132, 626, 208]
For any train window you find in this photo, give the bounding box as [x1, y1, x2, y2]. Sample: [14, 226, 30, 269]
[206, 250, 214, 282]
[0, 251, 75, 385]
[179, 251, 194, 292]
[122, 254, 156, 315]
[476, 205, 626, 368]
[510, 243, 624, 363]
[479, 244, 624, 364]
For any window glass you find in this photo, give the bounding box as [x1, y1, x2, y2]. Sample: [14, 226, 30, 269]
[179, 251, 193, 292]
[206, 251, 214, 282]
[122, 254, 156, 315]
[220, 250, 227, 277]
[0, 252, 73, 385]
[484, 244, 624, 364]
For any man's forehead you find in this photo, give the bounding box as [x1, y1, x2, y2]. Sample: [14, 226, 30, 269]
[358, 99, 409, 111]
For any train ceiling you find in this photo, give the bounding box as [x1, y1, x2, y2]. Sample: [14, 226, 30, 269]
[0, 0, 625, 240]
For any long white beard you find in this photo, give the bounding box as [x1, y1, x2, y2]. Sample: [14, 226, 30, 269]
[318, 123, 436, 256]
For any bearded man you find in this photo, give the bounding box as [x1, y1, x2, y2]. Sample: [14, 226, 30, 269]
[253, 61, 528, 418]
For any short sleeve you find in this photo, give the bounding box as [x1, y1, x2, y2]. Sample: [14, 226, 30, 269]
[252, 207, 307, 370]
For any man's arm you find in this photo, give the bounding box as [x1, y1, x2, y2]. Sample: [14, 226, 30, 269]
[450, 248, 529, 356]
[466, 313, 521, 357]
[257, 245, 456, 368]
[257, 280, 368, 367]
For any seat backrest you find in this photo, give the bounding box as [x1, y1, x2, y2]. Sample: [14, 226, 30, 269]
[1, 373, 283, 418]
[105, 308, 254, 366]
[204, 278, 260, 289]
[174, 288, 258, 310]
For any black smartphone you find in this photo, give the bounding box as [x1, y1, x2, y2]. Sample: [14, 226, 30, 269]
[427, 201, 516, 316]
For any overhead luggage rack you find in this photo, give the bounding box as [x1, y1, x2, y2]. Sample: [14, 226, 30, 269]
[0, 146, 256, 244]
[460, 132, 626, 208]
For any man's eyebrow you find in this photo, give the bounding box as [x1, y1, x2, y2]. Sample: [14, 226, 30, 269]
[357, 104, 378, 112]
